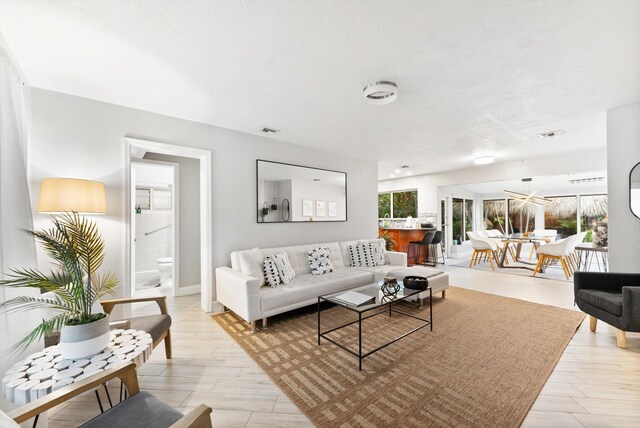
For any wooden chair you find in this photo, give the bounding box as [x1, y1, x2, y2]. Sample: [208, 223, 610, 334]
[5, 362, 211, 428]
[100, 296, 172, 359]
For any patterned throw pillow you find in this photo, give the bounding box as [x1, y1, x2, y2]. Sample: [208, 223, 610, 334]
[307, 247, 334, 275]
[348, 243, 376, 267]
[263, 257, 280, 288]
[271, 250, 296, 284]
[366, 241, 386, 266]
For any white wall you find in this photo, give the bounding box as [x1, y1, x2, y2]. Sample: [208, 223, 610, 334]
[291, 180, 346, 222]
[607, 103, 640, 272]
[29, 89, 378, 306]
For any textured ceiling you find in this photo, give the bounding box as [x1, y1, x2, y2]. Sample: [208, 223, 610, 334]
[1, 0, 638, 179]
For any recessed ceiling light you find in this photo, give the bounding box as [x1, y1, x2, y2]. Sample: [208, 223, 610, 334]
[394, 169, 401, 174]
[406, 171, 412, 176]
[390, 174, 395, 178]
[474, 156, 494, 165]
[363, 81, 398, 105]
[537, 129, 564, 138]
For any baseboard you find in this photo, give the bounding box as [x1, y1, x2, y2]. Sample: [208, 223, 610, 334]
[174, 284, 200, 296]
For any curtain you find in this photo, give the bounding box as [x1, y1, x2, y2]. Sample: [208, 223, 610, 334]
[0, 36, 38, 376]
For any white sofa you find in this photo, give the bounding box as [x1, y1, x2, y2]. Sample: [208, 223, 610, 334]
[215, 238, 449, 331]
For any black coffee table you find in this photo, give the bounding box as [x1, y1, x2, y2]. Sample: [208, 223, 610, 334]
[317, 282, 432, 370]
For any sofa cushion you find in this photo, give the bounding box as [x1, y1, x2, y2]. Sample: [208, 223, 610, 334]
[260, 268, 374, 312]
[307, 246, 334, 275]
[239, 248, 265, 287]
[366, 240, 386, 266]
[259, 242, 344, 276]
[263, 257, 281, 288]
[577, 289, 623, 317]
[271, 251, 296, 284]
[348, 243, 376, 267]
[353, 265, 404, 282]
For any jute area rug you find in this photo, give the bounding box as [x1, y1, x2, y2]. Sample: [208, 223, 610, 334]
[212, 287, 584, 428]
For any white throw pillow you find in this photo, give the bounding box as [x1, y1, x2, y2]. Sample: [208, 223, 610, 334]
[263, 257, 280, 288]
[307, 247, 334, 275]
[239, 248, 265, 287]
[348, 243, 376, 267]
[368, 241, 386, 266]
[271, 250, 296, 284]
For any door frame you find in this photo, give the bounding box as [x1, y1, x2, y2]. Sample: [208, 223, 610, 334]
[125, 137, 214, 312]
[131, 159, 180, 297]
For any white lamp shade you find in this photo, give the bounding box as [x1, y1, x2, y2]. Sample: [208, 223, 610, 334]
[38, 178, 107, 214]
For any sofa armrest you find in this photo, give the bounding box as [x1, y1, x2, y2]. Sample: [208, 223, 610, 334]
[574, 272, 640, 296]
[215, 267, 262, 323]
[386, 251, 407, 267]
[622, 286, 640, 329]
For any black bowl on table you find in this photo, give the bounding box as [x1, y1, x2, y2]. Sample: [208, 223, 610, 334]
[403, 276, 429, 291]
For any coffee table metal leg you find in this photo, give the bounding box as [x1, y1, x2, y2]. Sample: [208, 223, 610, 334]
[358, 312, 362, 370]
[317, 297, 321, 345]
[430, 288, 433, 331]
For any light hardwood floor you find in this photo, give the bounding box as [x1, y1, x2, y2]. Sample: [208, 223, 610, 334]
[48, 264, 639, 427]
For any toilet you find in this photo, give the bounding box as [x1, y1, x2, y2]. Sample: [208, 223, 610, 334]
[156, 257, 173, 288]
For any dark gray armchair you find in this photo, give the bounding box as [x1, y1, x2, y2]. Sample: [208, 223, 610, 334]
[574, 271, 640, 348]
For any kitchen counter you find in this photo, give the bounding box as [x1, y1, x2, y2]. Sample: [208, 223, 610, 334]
[378, 228, 434, 265]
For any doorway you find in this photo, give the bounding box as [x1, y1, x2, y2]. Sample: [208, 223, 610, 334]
[125, 137, 213, 312]
[131, 161, 178, 296]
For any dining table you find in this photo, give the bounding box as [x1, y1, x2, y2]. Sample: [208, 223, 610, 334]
[494, 234, 550, 271]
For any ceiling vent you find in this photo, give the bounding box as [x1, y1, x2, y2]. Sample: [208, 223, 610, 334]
[521, 177, 532, 182]
[537, 130, 564, 138]
[259, 127, 280, 134]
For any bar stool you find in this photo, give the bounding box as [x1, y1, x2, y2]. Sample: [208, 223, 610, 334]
[408, 231, 435, 265]
[426, 230, 445, 266]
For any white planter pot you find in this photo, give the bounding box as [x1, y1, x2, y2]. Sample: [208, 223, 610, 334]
[60, 314, 110, 360]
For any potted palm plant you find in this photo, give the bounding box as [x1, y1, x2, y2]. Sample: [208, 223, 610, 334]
[0, 212, 117, 359]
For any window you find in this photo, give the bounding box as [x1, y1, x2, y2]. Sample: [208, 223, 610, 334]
[452, 197, 473, 242]
[483, 199, 506, 234]
[507, 199, 535, 234]
[580, 194, 608, 243]
[545, 196, 578, 238]
[378, 193, 391, 218]
[378, 190, 418, 218]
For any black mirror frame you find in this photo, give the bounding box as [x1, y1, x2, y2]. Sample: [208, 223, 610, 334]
[631, 161, 640, 220]
[256, 159, 348, 224]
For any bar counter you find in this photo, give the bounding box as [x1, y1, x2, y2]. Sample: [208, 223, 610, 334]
[379, 228, 434, 265]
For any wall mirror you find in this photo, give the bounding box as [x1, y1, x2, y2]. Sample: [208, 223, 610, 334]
[631, 162, 640, 219]
[257, 160, 347, 223]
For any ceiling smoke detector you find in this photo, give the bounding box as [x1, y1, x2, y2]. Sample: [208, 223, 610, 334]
[258, 127, 280, 134]
[363, 81, 398, 105]
[537, 130, 564, 138]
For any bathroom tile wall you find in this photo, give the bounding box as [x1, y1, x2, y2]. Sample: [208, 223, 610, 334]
[135, 211, 173, 272]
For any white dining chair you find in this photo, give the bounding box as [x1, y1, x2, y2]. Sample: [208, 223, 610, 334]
[468, 231, 500, 271]
[528, 229, 558, 260]
[533, 232, 585, 279]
